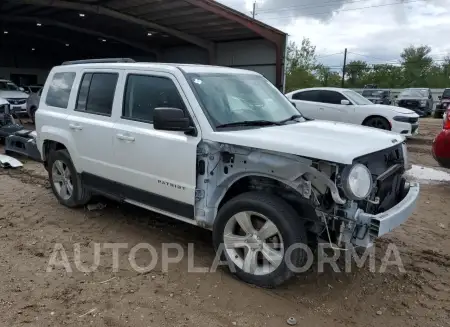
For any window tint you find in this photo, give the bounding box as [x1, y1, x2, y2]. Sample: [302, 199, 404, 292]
[317, 90, 347, 104]
[122, 74, 185, 123]
[75, 73, 118, 116]
[292, 90, 320, 102]
[45, 72, 76, 108]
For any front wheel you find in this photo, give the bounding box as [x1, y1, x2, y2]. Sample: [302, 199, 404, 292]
[363, 116, 390, 130]
[213, 192, 308, 288]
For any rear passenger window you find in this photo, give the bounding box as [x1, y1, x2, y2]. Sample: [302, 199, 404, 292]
[292, 90, 320, 102]
[122, 74, 185, 123]
[45, 72, 76, 109]
[75, 73, 118, 116]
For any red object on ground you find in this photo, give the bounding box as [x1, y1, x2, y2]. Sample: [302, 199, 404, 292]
[432, 109, 450, 168]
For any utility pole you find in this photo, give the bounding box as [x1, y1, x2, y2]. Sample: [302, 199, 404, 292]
[341, 48, 347, 88]
[252, 1, 256, 19]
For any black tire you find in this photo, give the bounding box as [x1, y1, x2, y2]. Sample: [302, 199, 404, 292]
[29, 107, 37, 123]
[48, 149, 91, 208]
[363, 116, 390, 130]
[434, 110, 443, 119]
[213, 192, 308, 288]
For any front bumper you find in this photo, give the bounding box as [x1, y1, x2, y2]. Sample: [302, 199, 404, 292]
[391, 121, 419, 137]
[355, 181, 419, 239]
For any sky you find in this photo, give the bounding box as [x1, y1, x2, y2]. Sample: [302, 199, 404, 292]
[217, 0, 450, 70]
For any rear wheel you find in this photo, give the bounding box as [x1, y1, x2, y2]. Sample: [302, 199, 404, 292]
[363, 116, 390, 130]
[48, 149, 91, 208]
[213, 192, 308, 288]
[29, 107, 37, 123]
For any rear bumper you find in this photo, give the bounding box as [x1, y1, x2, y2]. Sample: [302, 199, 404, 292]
[356, 181, 419, 238]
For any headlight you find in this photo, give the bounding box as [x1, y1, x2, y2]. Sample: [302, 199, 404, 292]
[341, 164, 373, 200]
[420, 100, 427, 106]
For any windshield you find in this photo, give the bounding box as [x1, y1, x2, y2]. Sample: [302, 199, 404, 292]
[362, 90, 383, 97]
[186, 73, 302, 128]
[0, 81, 19, 91]
[342, 89, 373, 105]
[400, 89, 426, 97]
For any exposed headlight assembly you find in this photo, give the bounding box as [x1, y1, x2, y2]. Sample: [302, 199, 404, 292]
[341, 164, 373, 200]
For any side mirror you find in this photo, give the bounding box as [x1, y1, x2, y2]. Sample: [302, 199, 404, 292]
[341, 99, 350, 105]
[19, 87, 25, 92]
[153, 107, 195, 134]
[394, 95, 398, 98]
[291, 101, 296, 108]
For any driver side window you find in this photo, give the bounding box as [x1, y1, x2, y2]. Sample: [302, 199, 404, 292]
[317, 90, 347, 105]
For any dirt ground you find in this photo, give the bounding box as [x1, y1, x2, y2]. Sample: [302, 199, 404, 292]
[0, 119, 449, 327]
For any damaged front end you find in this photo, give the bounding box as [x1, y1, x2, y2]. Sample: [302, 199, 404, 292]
[318, 142, 419, 248]
[195, 140, 419, 249]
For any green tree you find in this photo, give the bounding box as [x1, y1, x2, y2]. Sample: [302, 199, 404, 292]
[285, 38, 319, 91]
[315, 64, 341, 86]
[345, 60, 369, 87]
[400, 45, 433, 86]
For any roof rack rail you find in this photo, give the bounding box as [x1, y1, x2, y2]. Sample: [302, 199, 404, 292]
[61, 58, 136, 65]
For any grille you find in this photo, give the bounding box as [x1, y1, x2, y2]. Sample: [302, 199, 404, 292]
[6, 98, 27, 105]
[398, 99, 419, 109]
[354, 144, 405, 214]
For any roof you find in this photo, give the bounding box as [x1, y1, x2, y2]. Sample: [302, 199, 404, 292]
[0, 0, 286, 51]
[53, 61, 262, 75]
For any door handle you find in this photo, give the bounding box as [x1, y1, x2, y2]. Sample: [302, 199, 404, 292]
[69, 123, 83, 130]
[319, 107, 325, 110]
[116, 133, 135, 142]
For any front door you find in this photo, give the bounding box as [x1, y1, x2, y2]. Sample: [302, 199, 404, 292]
[314, 90, 351, 123]
[112, 71, 200, 219]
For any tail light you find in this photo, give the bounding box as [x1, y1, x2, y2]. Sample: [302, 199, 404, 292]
[444, 109, 450, 129]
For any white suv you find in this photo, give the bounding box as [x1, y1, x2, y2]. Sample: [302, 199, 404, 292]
[36, 59, 419, 288]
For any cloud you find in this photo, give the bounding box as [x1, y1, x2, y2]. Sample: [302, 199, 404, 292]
[255, 0, 350, 22]
[217, 0, 450, 68]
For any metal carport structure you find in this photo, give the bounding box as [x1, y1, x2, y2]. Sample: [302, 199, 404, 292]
[0, 0, 287, 90]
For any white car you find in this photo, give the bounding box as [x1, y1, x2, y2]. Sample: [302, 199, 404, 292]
[286, 87, 419, 136]
[0, 79, 29, 115]
[36, 59, 419, 288]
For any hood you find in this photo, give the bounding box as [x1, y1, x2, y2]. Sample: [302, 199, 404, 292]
[362, 104, 417, 115]
[208, 120, 404, 164]
[0, 90, 29, 98]
[397, 96, 427, 101]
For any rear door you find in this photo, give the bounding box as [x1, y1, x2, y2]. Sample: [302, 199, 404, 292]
[111, 70, 200, 218]
[290, 90, 321, 119]
[67, 69, 120, 180]
[314, 90, 352, 122]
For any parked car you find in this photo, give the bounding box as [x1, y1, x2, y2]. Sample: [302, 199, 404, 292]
[0, 79, 29, 116]
[395, 88, 433, 117]
[434, 88, 450, 118]
[361, 89, 391, 105]
[36, 59, 419, 288]
[22, 84, 43, 95]
[432, 108, 450, 168]
[285, 87, 419, 136]
[26, 87, 42, 123]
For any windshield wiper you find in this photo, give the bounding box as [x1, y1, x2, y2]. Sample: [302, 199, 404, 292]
[277, 114, 303, 124]
[216, 120, 281, 128]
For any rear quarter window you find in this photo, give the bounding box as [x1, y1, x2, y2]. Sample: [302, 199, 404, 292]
[45, 72, 76, 109]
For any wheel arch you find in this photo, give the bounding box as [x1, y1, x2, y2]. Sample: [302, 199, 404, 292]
[362, 115, 392, 130]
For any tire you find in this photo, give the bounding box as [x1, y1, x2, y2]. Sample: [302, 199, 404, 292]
[363, 116, 390, 130]
[29, 107, 37, 123]
[212, 192, 308, 288]
[48, 149, 91, 208]
[434, 110, 443, 119]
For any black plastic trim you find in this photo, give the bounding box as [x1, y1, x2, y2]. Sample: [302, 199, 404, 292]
[81, 172, 195, 219]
